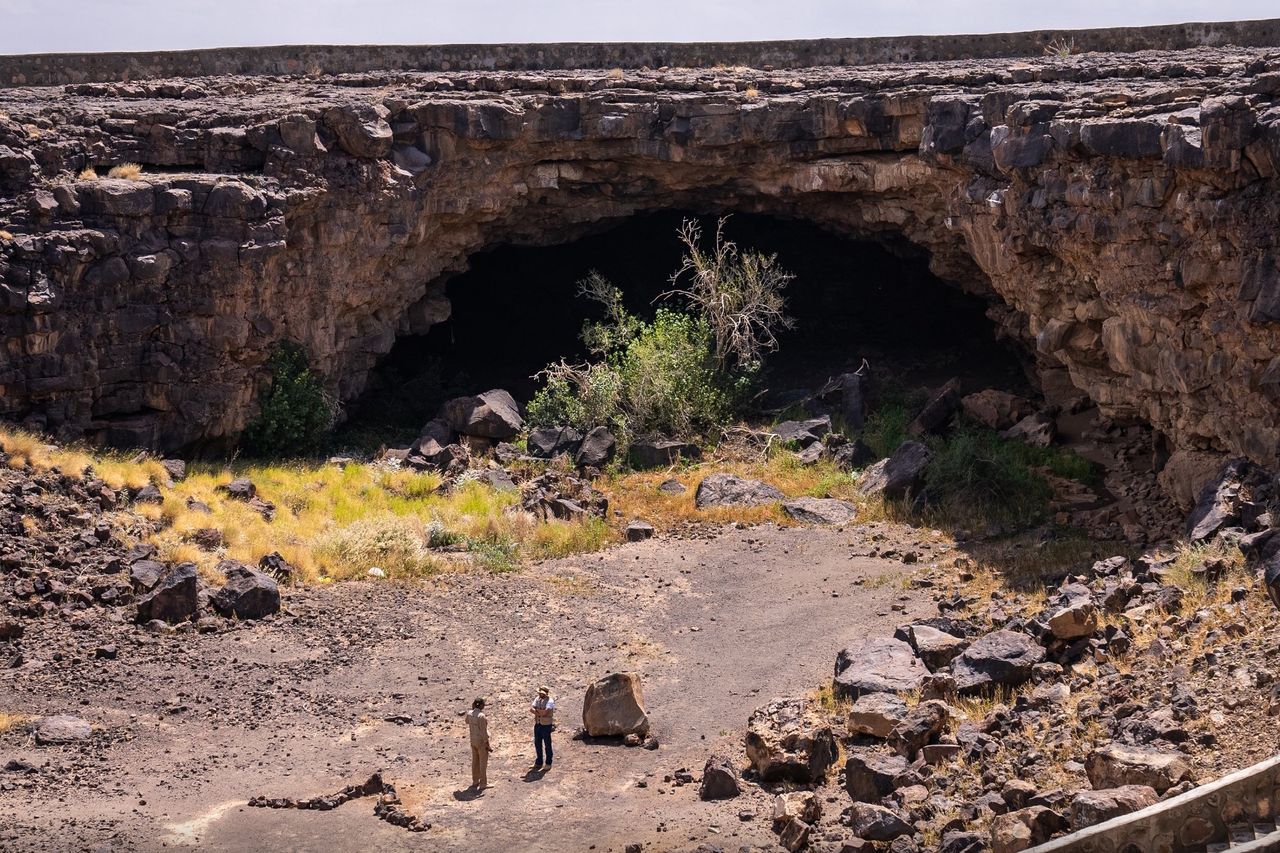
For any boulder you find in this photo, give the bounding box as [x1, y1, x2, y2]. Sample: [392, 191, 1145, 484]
[906, 624, 969, 671]
[848, 692, 909, 738]
[217, 478, 256, 500]
[846, 803, 913, 842]
[258, 552, 296, 582]
[1084, 744, 1191, 793]
[33, 715, 92, 745]
[773, 417, 830, 447]
[322, 103, 393, 159]
[782, 497, 856, 525]
[441, 389, 523, 439]
[844, 749, 909, 803]
[629, 436, 700, 468]
[582, 672, 649, 737]
[1001, 412, 1056, 448]
[831, 438, 878, 470]
[134, 484, 164, 504]
[961, 390, 1034, 431]
[744, 697, 837, 784]
[890, 700, 950, 759]
[128, 559, 167, 592]
[939, 831, 989, 853]
[160, 458, 188, 482]
[134, 562, 198, 623]
[699, 755, 741, 800]
[1045, 585, 1099, 640]
[210, 561, 280, 620]
[695, 473, 784, 509]
[527, 425, 583, 459]
[406, 418, 457, 468]
[1068, 785, 1158, 830]
[772, 791, 821, 824]
[833, 637, 928, 701]
[818, 372, 867, 431]
[1186, 458, 1255, 542]
[624, 520, 655, 542]
[575, 426, 617, 468]
[657, 478, 687, 495]
[857, 442, 933, 500]
[990, 807, 1066, 853]
[908, 379, 962, 436]
[1156, 449, 1229, 512]
[950, 630, 1046, 694]
[777, 817, 812, 853]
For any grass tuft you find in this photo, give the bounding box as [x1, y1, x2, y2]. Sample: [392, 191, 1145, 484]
[78, 167, 98, 180]
[107, 163, 143, 180]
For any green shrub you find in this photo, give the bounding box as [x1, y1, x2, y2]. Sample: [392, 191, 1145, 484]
[924, 425, 1052, 527]
[243, 341, 335, 456]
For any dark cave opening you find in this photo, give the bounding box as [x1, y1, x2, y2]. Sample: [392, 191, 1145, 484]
[343, 212, 1032, 440]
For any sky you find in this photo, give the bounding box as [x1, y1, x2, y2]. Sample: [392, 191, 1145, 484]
[0, 1, 1275, 55]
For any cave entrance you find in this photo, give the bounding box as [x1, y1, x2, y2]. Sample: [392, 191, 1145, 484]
[344, 212, 1031, 440]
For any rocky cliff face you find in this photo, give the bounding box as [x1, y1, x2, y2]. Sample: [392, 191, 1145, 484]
[2, 48, 1280, 461]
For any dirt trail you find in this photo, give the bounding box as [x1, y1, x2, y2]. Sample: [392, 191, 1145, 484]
[1, 523, 940, 853]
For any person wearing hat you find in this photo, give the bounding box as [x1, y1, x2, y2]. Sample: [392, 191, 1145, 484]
[530, 685, 556, 770]
[466, 697, 491, 790]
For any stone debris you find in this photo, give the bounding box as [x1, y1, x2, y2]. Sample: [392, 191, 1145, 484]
[249, 772, 428, 832]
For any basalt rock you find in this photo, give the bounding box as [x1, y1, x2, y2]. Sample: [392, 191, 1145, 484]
[5, 48, 1280, 488]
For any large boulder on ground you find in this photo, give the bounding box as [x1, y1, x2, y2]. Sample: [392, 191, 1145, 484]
[699, 755, 741, 800]
[211, 561, 280, 620]
[961, 390, 1034, 431]
[773, 417, 830, 447]
[441, 389, 523, 439]
[950, 630, 1046, 694]
[695, 473, 784, 509]
[1044, 584, 1099, 640]
[990, 806, 1067, 853]
[128, 559, 167, 592]
[527, 425, 584, 459]
[217, 478, 256, 500]
[908, 379, 962, 436]
[1157, 449, 1228, 512]
[629, 436, 700, 468]
[857, 441, 933, 500]
[833, 637, 928, 701]
[1186, 458, 1255, 542]
[844, 749, 909, 803]
[744, 697, 837, 784]
[33, 715, 92, 745]
[1001, 412, 1057, 448]
[583, 672, 649, 737]
[818, 372, 867, 431]
[406, 418, 458, 468]
[890, 700, 950, 759]
[848, 693, 909, 738]
[847, 803, 913, 842]
[1068, 785, 1158, 830]
[575, 426, 617, 468]
[831, 438, 878, 470]
[1084, 744, 1192, 793]
[905, 624, 969, 671]
[782, 497, 856, 525]
[772, 791, 821, 825]
[134, 562, 198, 623]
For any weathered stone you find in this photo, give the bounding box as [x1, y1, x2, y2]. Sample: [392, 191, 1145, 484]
[625, 520, 655, 542]
[744, 697, 837, 784]
[961, 389, 1034, 430]
[527, 425, 583, 459]
[908, 378, 961, 436]
[890, 699, 950, 759]
[128, 559, 167, 592]
[846, 803, 913, 842]
[134, 562, 198, 623]
[833, 637, 928, 700]
[1001, 412, 1056, 447]
[772, 791, 821, 824]
[776, 816, 812, 853]
[847, 692, 909, 738]
[629, 436, 700, 468]
[990, 807, 1066, 853]
[695, 473, 784, 509]
[1084, 743, 1191, 793]
[1186, 458, 1255, 542]
[906, 624, 969, 671]
[1045, 585, 1099, 640]
[1068, 785, 1158, 830]
[33, 715, 92, 745]
[773, 417, 830, 447]
[781, 497, 856, 525]
[844, 749, 909, 803]
[323, 103, 393, 158]
[210, 561, 280, 620]
[951, 630, 1046, 694]
[575, 426, 616, 469]
[217, 478, 256, 501]
[582, 672, 649, 737]
[699, 755, 740, 801]
[857, 442, 933, 500]
[441, 389, 523, 439]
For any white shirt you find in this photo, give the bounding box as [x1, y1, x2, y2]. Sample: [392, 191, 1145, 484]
[532, 696, 555, 724]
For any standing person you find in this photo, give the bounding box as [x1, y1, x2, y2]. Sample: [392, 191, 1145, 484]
[531, 685, 556, 770]
[466, 697, 491, 790]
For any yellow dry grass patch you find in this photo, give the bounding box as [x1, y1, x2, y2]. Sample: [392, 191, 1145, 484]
[0, 230, 13, 241]
[107, 162, 143, 180]
[0, 712, 29, 734]
[0, 425, 167, 490]
[78, 167, 99, 180]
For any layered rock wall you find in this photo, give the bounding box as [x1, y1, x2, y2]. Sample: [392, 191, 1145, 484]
[2, 44, 1280, 462]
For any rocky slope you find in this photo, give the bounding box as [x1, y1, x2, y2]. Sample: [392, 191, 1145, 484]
[2, 47, 1280, 483]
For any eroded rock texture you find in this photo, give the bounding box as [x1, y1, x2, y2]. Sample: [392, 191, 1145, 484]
[2, 47, 1280, 457]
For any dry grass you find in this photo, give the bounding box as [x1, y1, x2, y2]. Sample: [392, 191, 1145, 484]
[78, 167, 99, 180]
[606, 67, 624, 81]
[106, 163, 143, 180]
[0, 230, 13, 241]
[1, 425, 174, 492]
[0, 712, 29, 734]
[744, 86, 760, 99]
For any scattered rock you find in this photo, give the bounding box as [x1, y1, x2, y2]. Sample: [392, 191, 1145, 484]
[625, 520, 655, 542]
[699, 755, 741, 800]
[160, 458, 187, 482]
[890, 700, 950, 759]
[908, 378, 961, 436]
[833, 637, 927, 700]
[773, 417, 830, 447]
[32, 715, 92, 745]
[1186, 458, 1255, 542]
[440, 389, 523, 439]
[1084, 743, 1192, 793]
[217, 478, 256, 501]
[210, 561, 280, 620]
[1045, 584, 1099, 640]
[1001, 412, 1056, 448]
[657, 479, 686, 495]
[856, 441, 933, 500]
[990, 806, 1066, 853]
[905, 624, 969, 671]
[527, 425, 584, 459]
[1068, 785, 1158, 830]
[781, 497, 856, 525]
[134, 562, 198, 624]
[844, 749, 909, 803]
[744, 697, 836, 784]
[961, 390, 1034, 431]
[950, 630, 1046, 694]
[848, 692, 909, 738]
[630, 436, 701, 468]
[846, 802, 913, 842]
[575, 426, 617, 468]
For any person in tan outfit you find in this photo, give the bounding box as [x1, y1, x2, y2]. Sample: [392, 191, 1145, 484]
[465, 697, 491, 790]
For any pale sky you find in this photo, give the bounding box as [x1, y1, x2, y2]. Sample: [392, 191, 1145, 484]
[0, 0, 1275, 55]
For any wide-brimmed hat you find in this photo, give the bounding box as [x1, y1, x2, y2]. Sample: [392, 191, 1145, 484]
[538, 685, 551, 695]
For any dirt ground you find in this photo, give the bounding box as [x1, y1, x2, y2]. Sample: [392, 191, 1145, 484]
[0, 523, 940, 853]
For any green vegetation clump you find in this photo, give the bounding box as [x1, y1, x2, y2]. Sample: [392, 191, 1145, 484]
[923, 425, 1053, 527]
[242, 341, 335, 456]
[528, 219, 793, 447]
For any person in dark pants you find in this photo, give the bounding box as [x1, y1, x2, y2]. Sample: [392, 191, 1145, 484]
[531, 685, 556, 769]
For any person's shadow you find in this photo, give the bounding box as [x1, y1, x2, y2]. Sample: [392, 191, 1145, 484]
[452, 786, 485, 801]
[521, 767, 549, 783]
